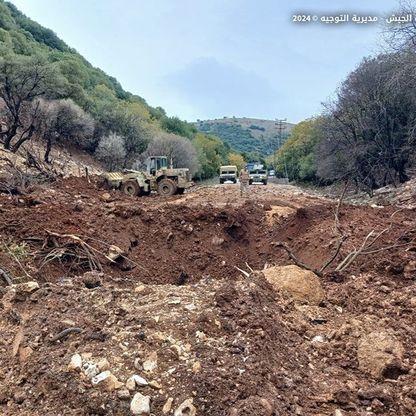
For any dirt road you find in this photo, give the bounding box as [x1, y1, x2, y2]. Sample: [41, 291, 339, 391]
[0, 178, 415, 415]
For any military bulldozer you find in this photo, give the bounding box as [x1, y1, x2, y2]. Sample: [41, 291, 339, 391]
[103, 156, 192, 197]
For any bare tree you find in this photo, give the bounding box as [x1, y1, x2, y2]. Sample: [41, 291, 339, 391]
[317, 53, 416, 193]
[95, 133, 126, 171]
[36, 99, 95, 162]
[0, 54, 64, 152]
[384, 0, 416, 51]
[139, 132, 200, 174]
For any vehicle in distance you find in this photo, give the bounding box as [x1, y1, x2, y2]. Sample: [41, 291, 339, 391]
[249, 169, 268, 185]
[268, 169, 275, 177]
[219, 165, 238, 184]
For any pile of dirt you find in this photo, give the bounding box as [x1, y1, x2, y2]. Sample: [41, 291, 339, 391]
[1, 179, 416, 415]
[1, 177, 413, 287]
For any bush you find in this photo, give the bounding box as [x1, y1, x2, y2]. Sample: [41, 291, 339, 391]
[140, 132, 200, 175]
[95, 133, 126, 171]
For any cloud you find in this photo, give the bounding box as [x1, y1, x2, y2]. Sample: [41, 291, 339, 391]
[164, 57, 282, 120]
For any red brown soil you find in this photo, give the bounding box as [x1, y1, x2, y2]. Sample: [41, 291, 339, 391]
[0, 178, 416, 415]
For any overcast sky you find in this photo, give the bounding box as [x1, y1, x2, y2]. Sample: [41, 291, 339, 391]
[11, 0, 398, 123]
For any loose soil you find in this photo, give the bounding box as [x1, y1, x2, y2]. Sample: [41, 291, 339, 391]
[0, 178, 415, 415]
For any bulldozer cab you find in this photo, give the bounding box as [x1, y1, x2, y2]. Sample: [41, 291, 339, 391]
[147, 156, 168, 176]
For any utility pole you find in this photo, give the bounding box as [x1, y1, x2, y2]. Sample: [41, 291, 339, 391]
[274, 118, 288, 179]
[275, 118, 287, 148]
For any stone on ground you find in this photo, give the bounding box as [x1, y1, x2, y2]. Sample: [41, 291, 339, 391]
[263, 265, 324, 305]
[357, 331, 405, 379]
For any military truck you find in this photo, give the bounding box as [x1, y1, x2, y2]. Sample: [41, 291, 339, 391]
[103, 156, 192, 197]
[249, 169, 268, 185]
[219, 165, 238, 184]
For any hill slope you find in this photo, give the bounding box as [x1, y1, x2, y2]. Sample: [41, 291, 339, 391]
[195, 117, 294, 155]
[0, 1, 233, 179]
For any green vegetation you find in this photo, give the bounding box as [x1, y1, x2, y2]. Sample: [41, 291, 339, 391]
[268, 4, 416, 193]
[197, 121, 266, 154]
[196, 119, 289, 155]
[0, 1, 234, 179]
[272, 119, 320, 182]
[228, 152, 245, 171]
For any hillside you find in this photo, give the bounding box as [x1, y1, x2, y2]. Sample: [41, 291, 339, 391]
[195, 117, 294, 155]
[0, 1, 230, 179]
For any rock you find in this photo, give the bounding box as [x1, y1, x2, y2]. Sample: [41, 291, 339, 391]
[82, 271, 102, 289]
[14, 281, 39, 293]
[404, 260, 416, 279]
[357, 386, 393, 404]
[18, 346, 33, 363]
[211, 236, 225, 246]
[91, 370, 123, 392]
[148, 380, 161, 389]
[100, 192, 112, 202]
[68, 353, 83, 371]
[143, 352, 157, 372]
[126, 376, 137, 391]
[83, 362, 99, 379]
[311, 335, 327, 345]
[334, 410, 344, 416]
[174, 398, 197, 416]
[13, 281, 40, 301]
[127, 374, 148, 388]
[13, 390, 25, 404]
[357, 331, 405, 378]
[263, 265, 324, 305]
[162, 397, 173, 414]
[130, 392, 151, 415]
[135, 285, 146, 293]
[134, 374, 149, 386]
[371, 398, 384, 411]
[192, 361, 201, 374]
[134, 357, 143, 371]
[97, 358, 110, 372]
[108, 245, 125, 262]
[117, 388, 131, 400]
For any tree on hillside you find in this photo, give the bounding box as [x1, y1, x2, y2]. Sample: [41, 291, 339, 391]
[274, 119, 321, 182]
[95, 133, 126, 171]
[88, 88, 151, 165]
[36, 98, 94, 162]
[140, 132, 200, 175]
[317, 54, 416, 191]
[192, 133, 228, 179]
[160, 116, 196, 139]
[0, 54, 65, 152]
[228, 152, 245, 170]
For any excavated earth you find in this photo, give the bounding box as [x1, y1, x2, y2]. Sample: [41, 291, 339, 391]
[0, 177, 416, 415]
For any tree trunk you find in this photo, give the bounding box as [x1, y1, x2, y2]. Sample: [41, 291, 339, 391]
[11, 125, 35, 153]
[44, 137, 52, 163]
[3, 125, 18, 150]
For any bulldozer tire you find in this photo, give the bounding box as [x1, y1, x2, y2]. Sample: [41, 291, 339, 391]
[121, 180, 141, 196]
[158, 179, 177, 196]
[176, 188, 185, 195]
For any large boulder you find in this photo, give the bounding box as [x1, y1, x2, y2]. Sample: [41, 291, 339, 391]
[263, 265, 324, 305]
[357, 331, 405, 379]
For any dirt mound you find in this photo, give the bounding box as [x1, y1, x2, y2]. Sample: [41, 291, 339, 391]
[1, 179, 416, 415]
